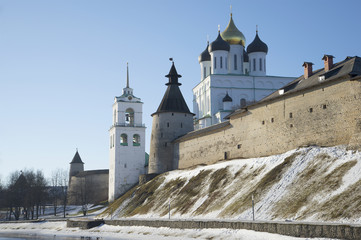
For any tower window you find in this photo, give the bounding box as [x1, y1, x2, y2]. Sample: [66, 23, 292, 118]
[125, 108, 134, 126]
[133, 134, 140, 146]
[253, 59, 256, 71]
[214, 57, 217, 69]
[309, 108, 313, 113]
[271, 118, 274, 123]
[225, 57, 227, 69]
[220, 56, 223, 68]
[259, 58, 262, 71]
[167, 122, 169, 127]
[289, 112, 293, 118]
[323, 104, 327, 109]
[224, 152, 228, 160]
[172, 113, 174, 116]
[113, 135, 115, 147]
[234, 55, 237, 70]
[264, 59, 266, 72]
[120, 134, 128, 146]
[203, 66, 206, 79]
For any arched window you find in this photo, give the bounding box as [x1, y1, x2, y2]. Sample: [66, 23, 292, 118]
[133, 134, 140, 146]
[120, 134, 128, 146]
[234, 55, 237, 70]
[125, 108, 134, 126]
[259, 58, 262, 71]
[240, 98, 247, 107]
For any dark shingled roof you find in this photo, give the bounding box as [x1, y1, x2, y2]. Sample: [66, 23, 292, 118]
[247, 32, 268, 54]
[70, 151, 84, 164]
[226, 56, 361, 119]
[152, 62, 193, 116]
[208, 32, 230, 52]
[198, 42, 211, 62]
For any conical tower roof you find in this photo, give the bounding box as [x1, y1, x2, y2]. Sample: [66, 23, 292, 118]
[221, 14, 246, 46]
[70, 150, 84, 164]
[152, 62, 193, 116]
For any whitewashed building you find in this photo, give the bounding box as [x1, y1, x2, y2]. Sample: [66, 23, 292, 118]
[194, 13, 296, 129]
[108, 64, 146, 202]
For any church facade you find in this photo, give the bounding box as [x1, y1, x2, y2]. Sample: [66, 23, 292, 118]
[194, 14, 295, 129]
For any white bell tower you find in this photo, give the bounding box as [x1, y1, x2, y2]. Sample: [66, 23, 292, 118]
[108, 63, 146, 202]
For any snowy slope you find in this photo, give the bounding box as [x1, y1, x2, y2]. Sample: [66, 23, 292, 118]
[99, 146, 361, 223]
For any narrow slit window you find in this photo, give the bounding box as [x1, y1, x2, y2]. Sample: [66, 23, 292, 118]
[234, 55, 237, 70]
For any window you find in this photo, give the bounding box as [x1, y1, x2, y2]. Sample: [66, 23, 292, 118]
[203, 66, 206, 79]
[225, 57, 227, 69]
[290, 124, 293, 128]
[125, 108, 134, 126]
[209, 67, 211, 75]
[167, 122, 169, 127]
[224, 152, 228, 160]
[237, 144, 241, 149]
[253, 59, 256, 71]
[323, 104, 327, 109]
[240, 98, 246, 108]
[133, 134, 140, 146]
[124, 164, 127, 168]
[262, 120, 265, 125]
[120, 134, 128, 146]
[220, 56, 223, 68]
[289, 112, 293, 118]
[234, 55, 237, 70]
[259, 58, 262, 71]
[309, 108, 313, 113]
[271, 118, 274, 123]
[214, 57, 217, 69]
[172, 113, 174, 116]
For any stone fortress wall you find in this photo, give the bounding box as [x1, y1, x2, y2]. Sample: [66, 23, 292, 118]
[175, 62, 361, 169]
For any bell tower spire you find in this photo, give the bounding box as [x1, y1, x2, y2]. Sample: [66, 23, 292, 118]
[122, 62, 133, 96]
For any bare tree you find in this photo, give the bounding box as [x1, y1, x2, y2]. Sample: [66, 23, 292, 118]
[50, 170, 60, 216]
[49, 169, 68, 217]
[58, 169, 68, 218]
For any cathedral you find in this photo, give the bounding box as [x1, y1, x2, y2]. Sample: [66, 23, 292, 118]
[194, 13, 295, 129]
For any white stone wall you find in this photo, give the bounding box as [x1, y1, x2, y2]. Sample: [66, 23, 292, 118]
[249, 52, 267, 76]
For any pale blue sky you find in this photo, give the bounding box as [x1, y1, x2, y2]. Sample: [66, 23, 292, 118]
[1, 0, 361, 182]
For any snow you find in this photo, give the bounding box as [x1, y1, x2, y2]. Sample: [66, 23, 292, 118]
[99, 145, 361, 224]
[0, 221, 339, 240]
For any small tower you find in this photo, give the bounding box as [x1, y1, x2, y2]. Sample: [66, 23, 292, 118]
[69, 149, 84, 184]
[198, 41, 211, 80]
[148, 61, 194, 174]
[209, 29, 230, 75]
[247, 28, 268, 76]
[108, 63, 146, 202]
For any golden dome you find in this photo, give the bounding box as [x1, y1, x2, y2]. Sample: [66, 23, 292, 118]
[221, 14, 246, 46]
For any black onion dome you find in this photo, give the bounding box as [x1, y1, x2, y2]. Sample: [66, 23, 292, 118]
[198, 42, 211, 63]
[247, 32, 268, 54]
[208, 32, 230, 52]
[223, 92, 233, 102]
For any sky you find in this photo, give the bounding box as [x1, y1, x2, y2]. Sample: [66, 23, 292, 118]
[1, 0, 361, 183]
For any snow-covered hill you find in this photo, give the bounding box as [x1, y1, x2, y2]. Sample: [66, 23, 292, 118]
[99, 146, 361, 223]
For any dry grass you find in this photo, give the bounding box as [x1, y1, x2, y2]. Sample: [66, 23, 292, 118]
[220, 152, 300, 217]
[272, 158, 356, 220]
